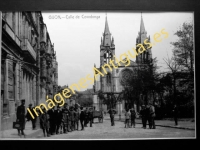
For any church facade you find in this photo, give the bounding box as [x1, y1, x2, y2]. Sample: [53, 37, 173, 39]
[93, 15, 153, 114]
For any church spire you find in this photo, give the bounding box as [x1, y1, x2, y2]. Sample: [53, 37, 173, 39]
[138, 13, 147, 44]
[140, 13, 146, 34]
[102, 15, 111, 47]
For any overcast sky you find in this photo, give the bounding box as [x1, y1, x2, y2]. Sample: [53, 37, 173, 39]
[41, 11, 193, 90]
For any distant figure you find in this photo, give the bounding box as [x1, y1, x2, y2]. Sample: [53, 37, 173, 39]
[88, 107, 94, 127]
[48, 106, 57, 135]
[130, 107, 136, 128]
[55, 105, 63, 134]
[172, 104, 179, 126]
[107, 108, 116, 126]
[69, 106, 75, 131]
[16, 99, 26, 138]
[61, 103, 70, 133]
[39, 107, 50, 137]
[140, 105, 147, 129]
[84, 108, 89, 127]
[124, 109, 131, 128]
[79, 106, 85, 130]
[26, 104, 37, 130]
[149, 103, 156, 129]
[74, 107, 80, 130]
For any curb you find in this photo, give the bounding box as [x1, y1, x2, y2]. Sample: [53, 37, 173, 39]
[135, 122, 195, 130]
[104, 118, 195, 131]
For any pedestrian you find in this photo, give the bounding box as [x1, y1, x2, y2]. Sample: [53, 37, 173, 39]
[26, 104, 37, 130]
[79, 106, 85, 130]
[107, 108, 116, 126]
[88, 107, 93, 127]
[16, 99, 26, 138]
[55, 105, 63, 134]
[172, 104, 179, 126]
[130, 107, 136, 128]
[74, 107, 80, 130]
[48, 106, 57, 135]
[39, 106, 50, 137]
[84, 107, 89, 127]
[62, 103, 70, 133]
[149, 103, 156, 129]
[69, 106, 75, 131]
[145, 104, 151, 129]
[140, 105, 147, 129]
[124, 108, 131, 128]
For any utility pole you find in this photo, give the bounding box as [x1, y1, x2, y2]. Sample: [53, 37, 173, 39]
[0, 11, 2, 138]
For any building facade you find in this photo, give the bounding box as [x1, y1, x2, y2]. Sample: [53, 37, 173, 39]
[93, 15, 153, 114]
[1, 12, 58, 130]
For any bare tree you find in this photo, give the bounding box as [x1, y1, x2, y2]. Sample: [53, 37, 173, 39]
[163, 54, 181, 105]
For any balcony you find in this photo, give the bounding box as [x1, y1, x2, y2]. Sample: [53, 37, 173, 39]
[21, 39, 36, 61]
[3, 20, 21, 47]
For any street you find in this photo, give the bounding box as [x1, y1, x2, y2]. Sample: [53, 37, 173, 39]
[34, 116, 195, 139]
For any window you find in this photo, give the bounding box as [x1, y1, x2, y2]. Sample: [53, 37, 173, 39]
[106, 73, 111, 84]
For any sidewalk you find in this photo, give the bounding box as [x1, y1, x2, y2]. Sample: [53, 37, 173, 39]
[104, 115, 195, 130]
[0, 121, 42, 140]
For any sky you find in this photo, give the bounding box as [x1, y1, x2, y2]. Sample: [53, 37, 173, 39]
[41, 11, 193, 90]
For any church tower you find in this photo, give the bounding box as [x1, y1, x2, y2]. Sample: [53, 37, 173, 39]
[100, 15, 115, 93]
[136, 14, 152, 64]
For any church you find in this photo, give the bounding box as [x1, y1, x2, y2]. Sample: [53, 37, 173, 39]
[93, 14, 153, 115]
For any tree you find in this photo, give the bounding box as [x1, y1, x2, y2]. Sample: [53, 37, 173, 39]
[171, 22, 194, 74]
[163, 54, 181, 105]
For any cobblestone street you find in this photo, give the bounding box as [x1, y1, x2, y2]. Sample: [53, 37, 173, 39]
[34, 116, 195, 139]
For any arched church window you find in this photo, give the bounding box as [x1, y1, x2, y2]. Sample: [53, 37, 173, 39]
[106, 73, 111, 84]
[104, 52, 107, 63]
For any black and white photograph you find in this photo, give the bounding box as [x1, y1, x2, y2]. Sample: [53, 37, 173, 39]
[0, 11, 195, 140]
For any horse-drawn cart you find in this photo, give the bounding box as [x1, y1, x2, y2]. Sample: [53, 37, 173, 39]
[93, 110, 103, 123]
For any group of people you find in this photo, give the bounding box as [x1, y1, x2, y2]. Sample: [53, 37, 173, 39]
[139, 103, 156, 129]
[16, 99, 95, 138]
[37, 103, 95, 137]
[124, 107, 137, 128]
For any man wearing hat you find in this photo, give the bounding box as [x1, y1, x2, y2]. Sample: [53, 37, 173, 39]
[149, 102, 156, 129]
[107, 107, 117, 126]
[88, 107, 94, 127]
[79, 106, 85, 130]
[26, 104, 37, 130]
[62, 103, 70, 133]
[69, 106, 75, 131]
[48, 105, 57, 135]
[16, 99, 26, 137]
[55, 105, 63, 134]
[140, 105, 147, 129]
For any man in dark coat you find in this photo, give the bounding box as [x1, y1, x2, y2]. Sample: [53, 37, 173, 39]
[69, 106, 75, 131]
[79, 106, 85, 130]
[130, 107, 136, 128]
[55, 105, 63, 134]
[146, 104, 152, 129]
[88, 107, 93, 127]
[48, 106, 57, 135]
[39, 106, 50, 137]
[172, 104, 179, 126]
[74, 107, 80, 130]
[140, 105, 147, 129]
[26, 104, 37, 130]
[107, 108, 116, 126]
[149, 103, 156, 129]
[62, 103, 70, 133]
[16, 99, 26, 137]
[84, 107, 89, 127]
